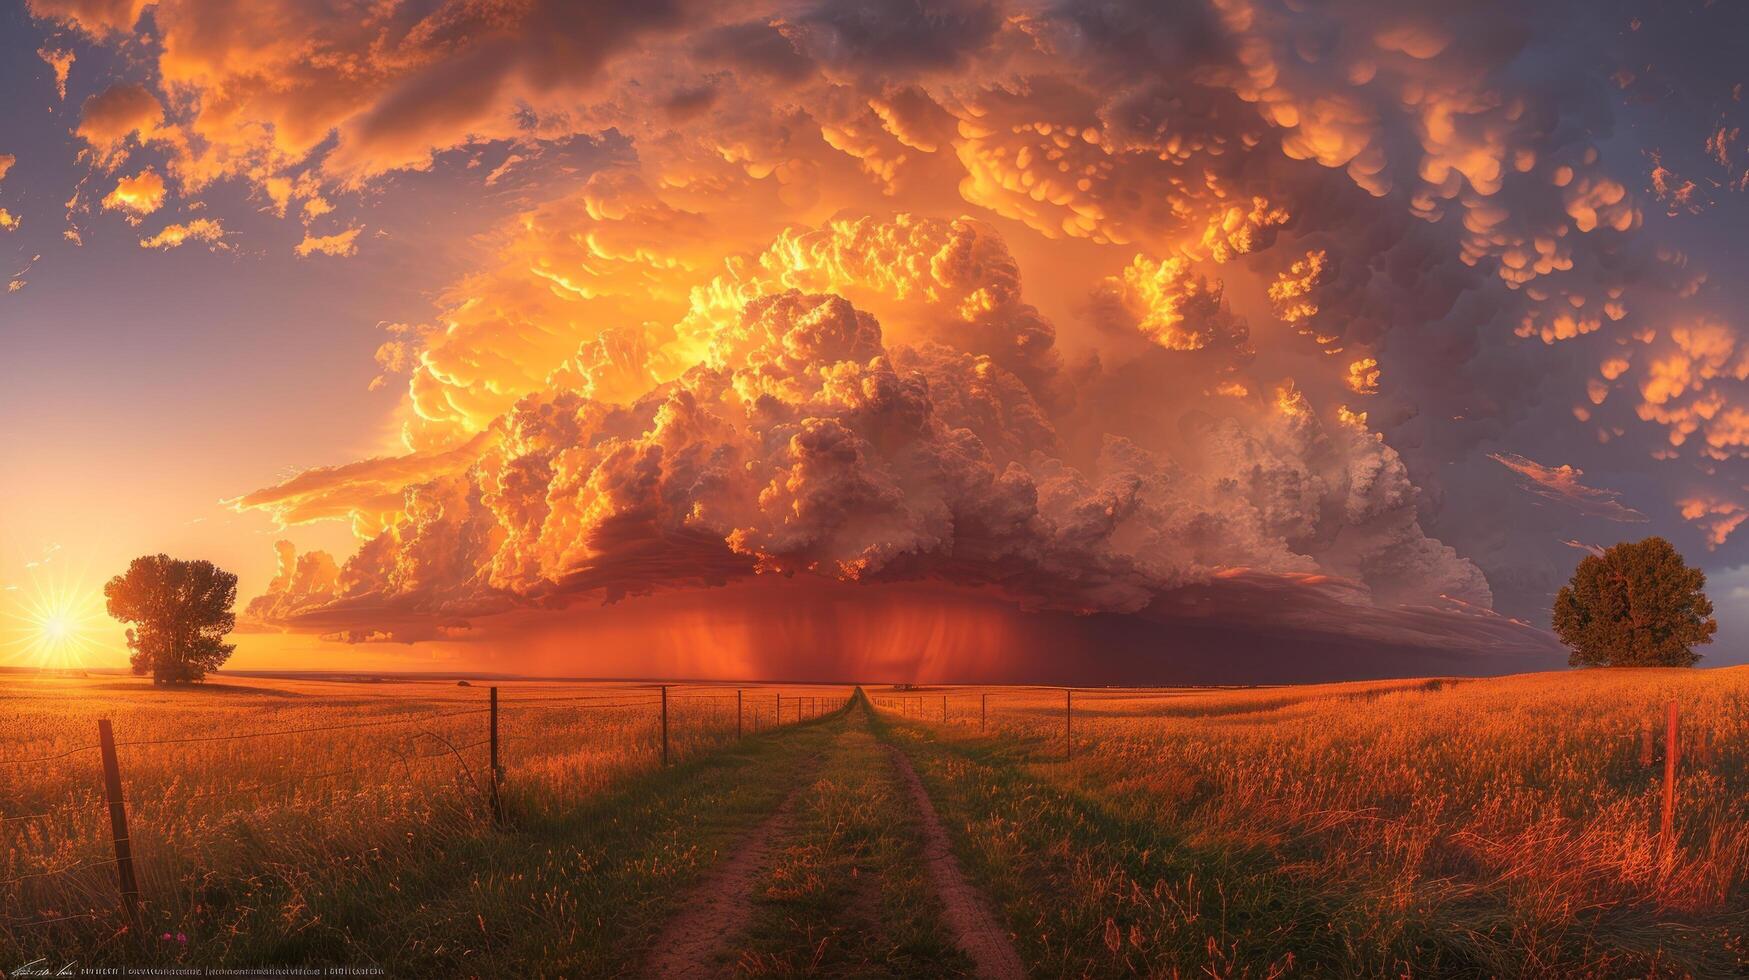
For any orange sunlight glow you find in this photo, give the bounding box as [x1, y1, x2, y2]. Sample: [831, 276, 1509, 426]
[0, 572, 110, 670]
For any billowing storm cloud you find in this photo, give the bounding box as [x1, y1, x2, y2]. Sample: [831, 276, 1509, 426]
[25, 0, 1749, 669]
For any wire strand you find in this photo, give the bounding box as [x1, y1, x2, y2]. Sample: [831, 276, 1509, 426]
[0, 856, 121, 887]
[0, 743, 101, 767]
[112, 707, 492, 747]
[0, 801, 107, 824]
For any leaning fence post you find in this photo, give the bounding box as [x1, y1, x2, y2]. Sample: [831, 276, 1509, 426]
[661, 685, 670, 765]
[97, 719, 143, 935]
[737, 689, 743, 738]
[1660, 699, 1679, 869]
[1065, 688, 1074, 761]
[489, 687, 503, 824]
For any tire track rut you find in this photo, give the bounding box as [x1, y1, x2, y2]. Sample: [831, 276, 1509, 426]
[642, 771, 813, 978]
[884, 742, 1025, 980]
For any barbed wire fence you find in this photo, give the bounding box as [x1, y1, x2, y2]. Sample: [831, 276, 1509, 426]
[869, 685, 1732, 878]
[0, 683, 851, 941]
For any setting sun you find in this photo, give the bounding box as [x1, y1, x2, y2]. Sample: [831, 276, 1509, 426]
[0, 576, 108, 670]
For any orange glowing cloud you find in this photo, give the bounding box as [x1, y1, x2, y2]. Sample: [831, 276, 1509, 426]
[0, 154, 15, 232]
[25, 0, 1749, 658]
[294, 227, 362, 258]
[1489, 453, 1649, 523]
[1346, 358, 1381, 395]
[138, 218, 224, 251]
[25, 0, 143, 35]
[37, 46, 74, 101]
[1677, 497, 1748, 549]
[101, 168, 166, 220]
[76, 82, 164, 166]
[232, 431, 494, 537]
[1095, 255, 1249, 353]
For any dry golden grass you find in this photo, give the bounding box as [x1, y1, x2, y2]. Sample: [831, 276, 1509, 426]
[9, 668, 1745, 974]
[874, 668, 1749, 975]
[0, 673, 851, 958]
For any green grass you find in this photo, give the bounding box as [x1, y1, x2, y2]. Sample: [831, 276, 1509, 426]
[731, 705, 974, 977]
[868, 708, 1746, 978]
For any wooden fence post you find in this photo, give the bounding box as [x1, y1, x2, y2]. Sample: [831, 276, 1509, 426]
[1660, 699, 1679, 868]
[1065, 688, 1073, 761]
[737, 689, 743, 738]
[942, 695, 947, 723]
[489, 687, 503, 825]
[97, 719, 142, 936]
[776, 692, 781, 726]
[661, 685, 670, 765]
[981, 692, 987, 732]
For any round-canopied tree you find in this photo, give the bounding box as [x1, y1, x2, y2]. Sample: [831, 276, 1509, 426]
[104, 555, 239, 683]
[1553, 537, 1715, 667]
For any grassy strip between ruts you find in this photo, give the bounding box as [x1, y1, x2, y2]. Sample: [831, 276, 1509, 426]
[729, 696, 975, 978]
[868, 707, 1743, 979]
[30, 705, 852, 977]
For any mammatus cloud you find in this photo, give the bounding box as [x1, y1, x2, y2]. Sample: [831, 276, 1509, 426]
[1677, 497, 1748, 549]
[1488, 453, 1651, 523]
[21, 0, 1745, 657]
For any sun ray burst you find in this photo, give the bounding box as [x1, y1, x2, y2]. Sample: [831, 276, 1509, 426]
[0, 564, 112, 670]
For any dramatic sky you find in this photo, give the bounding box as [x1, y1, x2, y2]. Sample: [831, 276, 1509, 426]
[2, 0, 1747, 681]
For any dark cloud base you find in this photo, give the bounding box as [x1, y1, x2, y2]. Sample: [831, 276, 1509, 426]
[270, 576, 1563, 685]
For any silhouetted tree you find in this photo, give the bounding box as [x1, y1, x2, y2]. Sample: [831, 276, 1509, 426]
[104, 555, 238, 683]
[1553, 537, 1715, 667]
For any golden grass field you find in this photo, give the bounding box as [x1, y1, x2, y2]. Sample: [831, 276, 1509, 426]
[2, 667, 1745, 975]
[0, 673, 851, 961]
[874, 668, 1749, 975]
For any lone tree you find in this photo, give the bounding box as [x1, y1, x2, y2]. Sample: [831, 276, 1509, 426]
[105, 555, 238, 683]
[1553, 537, 1715, 667]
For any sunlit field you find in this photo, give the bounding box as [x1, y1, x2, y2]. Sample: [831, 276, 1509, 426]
[873, 669, 1749, 976]
[0, 672, 851, 964]
[6, 669, 1746, 975]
